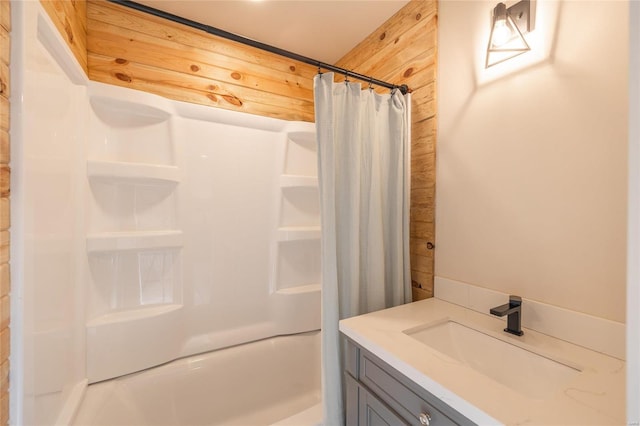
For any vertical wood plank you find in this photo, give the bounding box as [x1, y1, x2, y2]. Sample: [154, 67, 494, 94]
[0, 131, 8, 165]
[0, 391, 6, 425]
[0, 232, 7, 265]
[0, 264, 8, 299]
[0, 328, 8, 370]
[0, 97, 7, 132]
[0, 296, 7, 331]
[0, 167, 8, 198]
[0, 198, 8, 232]
[0, 61, 8, 99]
[0, 1, 10, 32]
[0, 360, 7, 395]
[0, 28, 8, 69]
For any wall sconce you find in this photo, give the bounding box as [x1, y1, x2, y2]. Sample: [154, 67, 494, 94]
[485, 0, 531, 68]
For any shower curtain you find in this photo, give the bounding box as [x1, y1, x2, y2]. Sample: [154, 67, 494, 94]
[314, 72, 412, 426]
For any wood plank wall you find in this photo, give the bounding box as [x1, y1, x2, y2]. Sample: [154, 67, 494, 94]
[86, 0, 317, 122]
[41, 0, 88, 74]
[336, 0, 437, 301]
[0, 0, 9, 424]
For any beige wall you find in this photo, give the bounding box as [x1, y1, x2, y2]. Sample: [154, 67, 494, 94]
[337, 0, 438, 301]
[437, 0, 628, 322]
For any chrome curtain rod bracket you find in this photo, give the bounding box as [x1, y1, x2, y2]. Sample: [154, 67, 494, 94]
[107, 0, 410, 95]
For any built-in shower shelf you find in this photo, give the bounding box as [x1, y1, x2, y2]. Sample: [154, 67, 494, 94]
[287, 131, 316, 146]
[277, 226, 321, 241]
[87, 230, 183, 253]
[87, 160, 180, 183]
[87, 303, 183, 328]
[275, 283, 321, 296]
[279, 175, 318, 188]
[86, 303, 184, 382]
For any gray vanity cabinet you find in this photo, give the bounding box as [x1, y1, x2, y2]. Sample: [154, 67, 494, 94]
[344, 338, 476, 426]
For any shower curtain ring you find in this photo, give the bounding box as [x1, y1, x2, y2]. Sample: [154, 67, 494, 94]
[368, 79, 374, 91]
[344, 71, 350, 83]
[317, 66, 322, 75]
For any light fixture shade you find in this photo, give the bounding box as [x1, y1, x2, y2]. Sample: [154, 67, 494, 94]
[485, 1, 531, 68]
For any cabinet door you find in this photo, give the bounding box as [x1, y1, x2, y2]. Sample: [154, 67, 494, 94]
[359, 386, 410, 426]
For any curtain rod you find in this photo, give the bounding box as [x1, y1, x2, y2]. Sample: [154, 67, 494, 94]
[108, 0, 410, 95]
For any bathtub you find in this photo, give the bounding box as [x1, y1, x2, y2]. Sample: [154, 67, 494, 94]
[72, 331, 322, 426]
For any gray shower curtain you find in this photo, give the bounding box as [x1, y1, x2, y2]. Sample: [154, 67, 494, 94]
[314, 72, 412, 426]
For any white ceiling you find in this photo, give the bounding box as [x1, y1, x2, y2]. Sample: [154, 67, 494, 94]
[135, 0, 410, 64]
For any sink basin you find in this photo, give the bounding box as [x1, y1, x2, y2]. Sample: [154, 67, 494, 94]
[404, 320, 581, 399]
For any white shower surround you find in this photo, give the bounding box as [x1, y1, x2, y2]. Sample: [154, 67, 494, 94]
[85, 80, 320, 384]
[12, 2, 320, 424]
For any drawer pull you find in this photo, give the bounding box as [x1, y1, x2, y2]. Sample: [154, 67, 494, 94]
[419, 412, 432, 425]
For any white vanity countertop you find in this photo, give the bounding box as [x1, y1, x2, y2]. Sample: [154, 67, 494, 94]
[339, 298, 625, 426]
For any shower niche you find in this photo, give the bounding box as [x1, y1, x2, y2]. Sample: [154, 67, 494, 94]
[270, 124, 321, 333]
[85, 85, 183, 381]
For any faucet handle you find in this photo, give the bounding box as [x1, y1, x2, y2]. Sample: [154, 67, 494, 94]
[509, 295, 522, 307]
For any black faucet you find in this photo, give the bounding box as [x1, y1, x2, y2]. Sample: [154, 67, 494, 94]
[490, 295, 524, 336]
